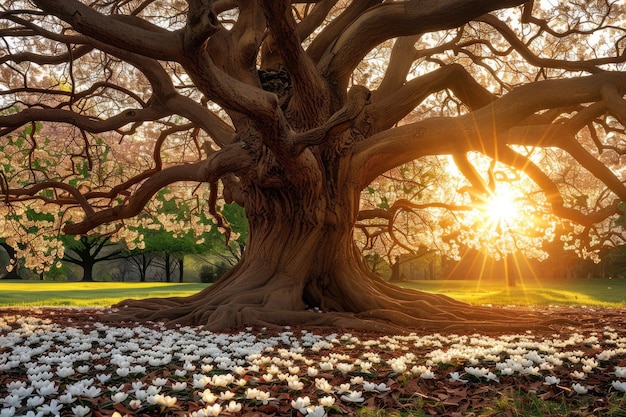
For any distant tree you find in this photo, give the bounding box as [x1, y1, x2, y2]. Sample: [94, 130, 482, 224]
[62, 235, 124, 282]
[129, 190, 248, 282]
[126, 251, 157, 282]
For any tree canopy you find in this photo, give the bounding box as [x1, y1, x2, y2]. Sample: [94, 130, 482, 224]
[1, 0, 625, 331]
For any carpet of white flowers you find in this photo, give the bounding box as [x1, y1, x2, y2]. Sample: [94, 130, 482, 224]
[1, 306, 626, 417]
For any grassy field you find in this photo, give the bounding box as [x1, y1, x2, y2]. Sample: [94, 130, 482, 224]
[0, 281, 210, 307]
[399, 277, 626, 308]
[0, 278, 624, 308]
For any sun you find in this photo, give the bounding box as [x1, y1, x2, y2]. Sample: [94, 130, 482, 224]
[485, 191, 518, 224]
[482, 187, 520, 229]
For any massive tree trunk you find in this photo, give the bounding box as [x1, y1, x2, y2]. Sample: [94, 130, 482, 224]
[113, 159, 541, 333]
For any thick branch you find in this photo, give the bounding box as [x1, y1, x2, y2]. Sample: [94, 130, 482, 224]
[296, 0, 337, 41]
[351, 72, 626, 187]
[319, 0, 526, 92]
[367, 63, 496, 134]
[31, 0, 182, 61]
[306, 0, 381, 63]
[0, 106, 169, 136]
[63, 144, 253, 234]
[261, 0, 329, 120]
[0, 44, 92, 66]
[358, 200, 472, 221]
[374, 35, 421, 99]
[493, 146, 622, 226]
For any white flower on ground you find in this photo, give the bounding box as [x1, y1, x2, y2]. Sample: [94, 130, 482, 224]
[224, 401, 242, 413]
[11, 385, 34, 399]
[340, 391, 364, 403]
[152, 378, 168, 386]
[2, 394, 21, 408]
[111, 392, 128, 403]
[26, 396, 45, 408]
[315, 378, 333, 393]
[129, 399, 142, 409]
[291, 396, 311, 410]
[56, 367, 75, 378]
[390, 360, 407, 373]
[420, 369, 436, 380]
[200, 403, 222, 417]
[307, 367, 318, 377]
[96, 374, 112, 384]
[130, 381, 144, 392]
[319, 396, 335, 407]
[363, 381, 391, 392]
[82, 386, 102, 398]
[449, 372, 469, 383]
[171, 382, 187, 391]
[38, 399, 62, 416]
[153, 394, 177, 408]
[337, 363, 354, 373]
[319, 362, 333, 371]
[612, 380, 626, 392]
[245, 388, 271, 403]
[615, 367, 626, 378]
[288, 379, 304, 391]
[71, 405, 90, 417]
[146, 386, 161, 396]
[201, 390, 217, 404]
[58, 393, 76, 404]
[219, 391, 235, 401]
[570, 371, 586, 380]
[544, 376, 560, 385]
[36, 381, 58, 396]
[305, 405, 327, 417]
[0, 407, 15, 417]
[335, 383, 351, 394]
[134, 390, 148, 401]
[572, 383, 589, 394]
[465, 367, 489, 378]
[484, 372, 500, 383]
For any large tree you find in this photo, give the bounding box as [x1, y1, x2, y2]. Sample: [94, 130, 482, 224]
[1, 0, 626, 331]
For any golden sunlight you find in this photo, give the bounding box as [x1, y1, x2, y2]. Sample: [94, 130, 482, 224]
[483, 189, 519, 227]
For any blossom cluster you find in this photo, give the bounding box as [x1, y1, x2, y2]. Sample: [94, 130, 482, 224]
[1, 308, 626, 416]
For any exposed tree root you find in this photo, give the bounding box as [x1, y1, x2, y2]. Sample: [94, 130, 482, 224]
[107, 266, 566, 334]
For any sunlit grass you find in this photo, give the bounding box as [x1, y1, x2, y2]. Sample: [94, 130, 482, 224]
[399, 278, 626, 308]
[0, 281, 210, 307]
[1, 278, 624, 308]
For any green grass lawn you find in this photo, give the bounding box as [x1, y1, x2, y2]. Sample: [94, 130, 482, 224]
[399, 277, 626, 308]
[0, 277, 624, 308]
[0, 280, 210, 307]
